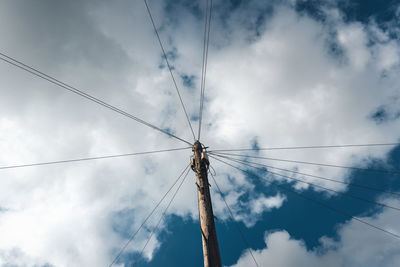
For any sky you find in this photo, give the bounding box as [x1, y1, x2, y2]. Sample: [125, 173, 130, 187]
[0, 0, 400, 266]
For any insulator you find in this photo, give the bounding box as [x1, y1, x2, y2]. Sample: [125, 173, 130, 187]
[201, 152, 210, 169]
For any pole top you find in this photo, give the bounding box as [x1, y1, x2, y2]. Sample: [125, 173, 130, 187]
[193, 140, 202, 152]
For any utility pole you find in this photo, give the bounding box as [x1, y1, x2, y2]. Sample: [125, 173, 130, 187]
[192, 141, 222, 267]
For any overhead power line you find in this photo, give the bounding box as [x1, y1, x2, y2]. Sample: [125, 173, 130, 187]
[210, 155, 400, 240]
[198, 0, 213, 140]
[209, 152, 400, 197]
[109, 164, 190, 267]
[0, 52, 191, 146]
[198, 0, 208, 141]
[133, 167, 190, 266]
[143, 0, 196, 141]
[213, 154, 400, 212]
[210, 142, 400, 152]
[213, 151, 400, 175]
[209, 172, 259, 267]
[0, 147, 191, 170]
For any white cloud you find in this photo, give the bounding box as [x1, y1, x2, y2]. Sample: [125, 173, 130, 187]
[337, 23, 370, 71]
[230, 197, 400, 267]
[250, 194, 286, 215]
[233, 193, 287, 228]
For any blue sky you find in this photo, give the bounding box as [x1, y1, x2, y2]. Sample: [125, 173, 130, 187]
[0, 0, 400, 266]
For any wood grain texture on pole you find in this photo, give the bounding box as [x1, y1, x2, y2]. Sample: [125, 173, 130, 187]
[193, 141, 222, 267]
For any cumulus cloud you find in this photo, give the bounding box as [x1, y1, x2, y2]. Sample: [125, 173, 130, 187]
[230, 197, 400, 267]
[0, 0, 399, 266]
[211, 192, 287, 227]
[205, 3, 400, 192]
[249, 194, 286, 214]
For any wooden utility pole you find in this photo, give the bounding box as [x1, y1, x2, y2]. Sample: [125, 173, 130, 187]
[192, 141, 222, 267]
